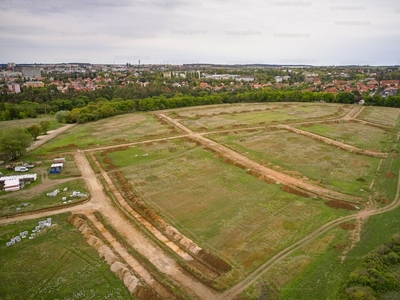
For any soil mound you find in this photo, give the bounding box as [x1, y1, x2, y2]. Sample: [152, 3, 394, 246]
[339, 222, 356, 230]
[385, 172, 396, 178]
[280, 185, 310, 198]
[135, 286, 159, 300]
[51, 143, 78, 151]
[198, 250, 232, 273]
[325, 200, 358, 210]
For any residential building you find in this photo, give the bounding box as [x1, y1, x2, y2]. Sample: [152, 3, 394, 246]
[23, 67, 41, 79]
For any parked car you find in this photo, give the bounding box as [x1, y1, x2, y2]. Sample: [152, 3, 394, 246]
[15, 166, 29, 172]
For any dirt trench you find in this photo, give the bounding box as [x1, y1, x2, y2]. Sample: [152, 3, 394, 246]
[68, 214, 160, 299]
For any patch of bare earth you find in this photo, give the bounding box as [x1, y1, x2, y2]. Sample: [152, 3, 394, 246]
[340, 216, 368, 262]
[325, 200, 358, 210]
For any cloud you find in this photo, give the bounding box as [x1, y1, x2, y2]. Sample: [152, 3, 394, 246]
[1, 0, 399, 65]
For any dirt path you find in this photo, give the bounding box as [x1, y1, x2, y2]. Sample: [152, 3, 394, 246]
[220, 169, 400, 299]
[273, 124, 388, 158]
[27, 124, 76, 151]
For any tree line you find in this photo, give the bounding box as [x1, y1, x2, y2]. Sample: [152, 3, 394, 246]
[1, 85, 400, 123]
[61, 90, 400, 124]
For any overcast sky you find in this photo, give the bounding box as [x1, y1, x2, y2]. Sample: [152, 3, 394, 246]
[1, 0, 399, 65]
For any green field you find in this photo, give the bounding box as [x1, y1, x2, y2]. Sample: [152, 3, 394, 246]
[96, 139, 350, 286]
[0, 115, 61, 136]
[239, 190, 400, 299]
[32, 112, 180, 154]
[239, 226, 351, 299]
[209, 129, 381, 197]
[176, 103, 349, 132]
[0, 213, 133, 300]
[298, 121, 393, 152]
[278, 204, 400, 300]
[358, 106, 400, 127]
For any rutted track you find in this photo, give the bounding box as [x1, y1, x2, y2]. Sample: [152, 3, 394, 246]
[272, 124, 388, 158]
[219, 169, 400, 299]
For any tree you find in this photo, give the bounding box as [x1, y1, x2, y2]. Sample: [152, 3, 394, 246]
[0, 128, 32, 160]
[26, 124, 42, 140]
[336, 92, 356, 104]
[39, 120, 51, 134]
[55, 110, 69, 123]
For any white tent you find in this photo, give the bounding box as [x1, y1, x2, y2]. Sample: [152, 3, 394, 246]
[4, 179, 20, 191]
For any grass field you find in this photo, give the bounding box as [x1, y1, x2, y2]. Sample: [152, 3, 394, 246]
[0, 115, 61, 136]
[0, 179, 88, 216]
[298, 121, 392, 152]
[209, 129, 381, 197]
[175, 103, 349, 132]
[278, 204, 400, 300]
[358, 106, 400, 127]
[239, 226, 351, 299]
[167, 103, 285, 117]
[96, 139, 350, 286]
[239, 122, 400, 299]
[32, 112, 180, 153]
[0, 213, 133, 300]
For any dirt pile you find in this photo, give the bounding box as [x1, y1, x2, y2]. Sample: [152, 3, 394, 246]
[325, 200, 358, 210]
[68, 214, 155, 299]
[385, 172, 396, 178]
[280, 185, 310, 198]
[338, 222, 356, 230]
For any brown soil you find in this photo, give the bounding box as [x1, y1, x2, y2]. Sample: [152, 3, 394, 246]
[385, 171, 396, 178]
[135, 286, 159, 300]
[334, 244, 345, 251]
[338, 222, 356, 230]
[280, 185, 310, 198]
[378, 196, 390, 205]
[51, 143, 78, 151]
[325, 200, 358, 210]
[198, 250, 232, 273]
[100, 145, 130, 156]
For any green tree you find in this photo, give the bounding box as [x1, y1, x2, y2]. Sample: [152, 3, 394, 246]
[26, 124, 42, 140]
[39, 120, 51, 134]
[0, 128, 32, 160]
[55, 110, 69, 123]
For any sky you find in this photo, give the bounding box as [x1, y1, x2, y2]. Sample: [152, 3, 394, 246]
[1, 0, 399, 66]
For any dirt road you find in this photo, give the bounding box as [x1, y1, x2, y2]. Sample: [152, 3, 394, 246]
[220, 169, 400, 299]
[273, 124, 388, 158]
[159, 113, 361, 203]
[27, 124, 76, 151]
